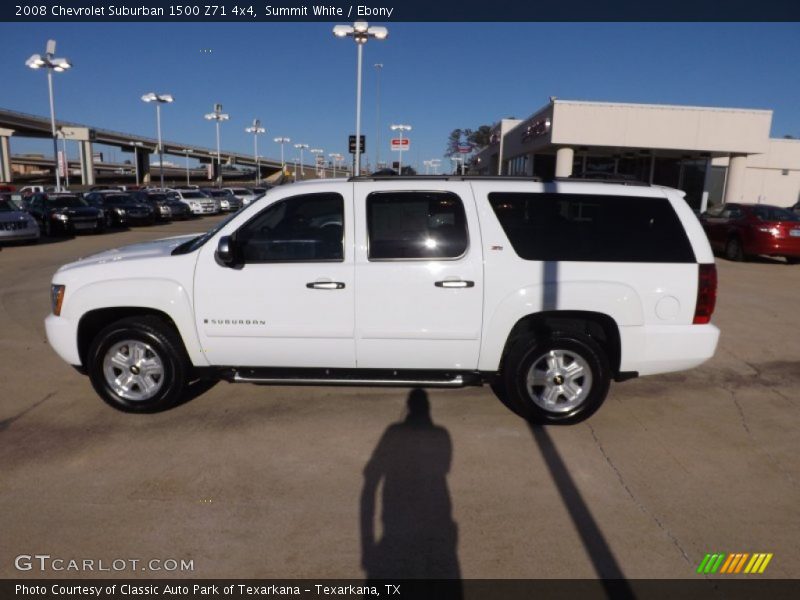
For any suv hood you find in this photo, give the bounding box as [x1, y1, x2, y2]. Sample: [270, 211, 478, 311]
[57, 234, 199, 272]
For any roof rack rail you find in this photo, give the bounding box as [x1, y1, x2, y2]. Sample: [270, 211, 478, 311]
[552, 176, 650, 187]
[347, 175, 544, 182]
[347, 174, 650, 186]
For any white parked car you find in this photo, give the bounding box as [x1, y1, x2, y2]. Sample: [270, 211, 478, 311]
[167, 189, 218, 215]
[45, 177, 719, 423]
[222, 187, 257, 207]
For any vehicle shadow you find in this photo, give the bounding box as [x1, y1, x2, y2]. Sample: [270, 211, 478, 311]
[360, 388, 462, 589]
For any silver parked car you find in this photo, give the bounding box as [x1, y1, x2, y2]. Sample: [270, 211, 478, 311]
[0, 194, 40, 243]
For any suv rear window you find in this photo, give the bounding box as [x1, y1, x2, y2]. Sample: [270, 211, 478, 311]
[488, 192, 695, 263]
[367, 191, 468, 260]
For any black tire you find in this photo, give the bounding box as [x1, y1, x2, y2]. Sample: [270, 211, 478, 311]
[104, 213, 113, 229]
[498, 331, 611, 424]
[725, 237, 745, 262]
[87, 316, 189, 413]
[786, 257, 800, 265]
[42, 218, 53, 237]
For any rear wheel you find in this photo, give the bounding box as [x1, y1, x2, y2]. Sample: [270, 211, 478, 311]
[87, 316, 189, 413]
[725, 237, 745, 262]
[496, 332, 611, 424]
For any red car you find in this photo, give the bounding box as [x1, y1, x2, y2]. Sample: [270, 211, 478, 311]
[702, 203, 800, 264]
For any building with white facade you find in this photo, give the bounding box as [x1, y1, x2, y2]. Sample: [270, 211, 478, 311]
[472, 99, 800, 210]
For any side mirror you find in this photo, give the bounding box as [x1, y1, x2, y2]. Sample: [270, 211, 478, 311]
[216, 235, 236, 266]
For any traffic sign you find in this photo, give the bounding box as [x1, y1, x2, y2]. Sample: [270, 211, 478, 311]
[457, 144, 472, 153]
[391, 138, 410, 151]
[349, 135, 365, 154]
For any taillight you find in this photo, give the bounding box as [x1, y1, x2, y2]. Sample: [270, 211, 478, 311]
[693, 264, 717, 324]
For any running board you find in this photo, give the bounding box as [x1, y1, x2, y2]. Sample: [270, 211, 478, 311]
[223, 367, 480, 388]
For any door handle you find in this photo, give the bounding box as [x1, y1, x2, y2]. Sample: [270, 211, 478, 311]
[306, 281, 345, 290]
[435, 279, 474, 288]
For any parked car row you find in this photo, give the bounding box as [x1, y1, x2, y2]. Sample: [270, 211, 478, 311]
[0, 184, 271, 244]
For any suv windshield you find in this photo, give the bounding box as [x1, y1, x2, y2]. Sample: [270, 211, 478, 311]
[48, 196, 86, 208]
[181, 191, 207, 199]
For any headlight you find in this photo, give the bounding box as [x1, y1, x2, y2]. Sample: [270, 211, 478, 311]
[53, 213, 68, 221]
[116, 208, 126, 216]
[51, 284, 65, 316]
[191, 202, 200, 208]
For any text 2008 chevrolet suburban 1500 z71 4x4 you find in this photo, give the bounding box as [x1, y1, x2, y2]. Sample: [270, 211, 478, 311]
[45, 177, 719, 424]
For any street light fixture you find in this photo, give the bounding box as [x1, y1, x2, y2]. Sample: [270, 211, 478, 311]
[294, 143, 309, 177]
[310, 148, 324, 177]
[274, 136, 290, 171]
[141, 92, 174, 188]
[245, 119, 266, 185]
[390, 123, 411, 173]
[26, 39, 72, 190]
[333, 20, 388, 176]
[374, 63, 383, 169]
[204, 103, 229, 186]
[329, 153, 344, 178]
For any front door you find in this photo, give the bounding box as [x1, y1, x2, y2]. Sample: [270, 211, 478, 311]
[194, 189, 355, 368]
[353, 182, 484, 370]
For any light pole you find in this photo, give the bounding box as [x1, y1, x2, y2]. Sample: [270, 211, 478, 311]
[310, 148, 324, 177]
[129, 141, 143, 186]
[141, 92, 173, 189]
[329, 153, 343, 177]
[245, 119, 266, 185]
[374, 63, 383, 169]
[183, 148, 193, 186]
[333, 21, 388, 177]
[204, 103, 229, 187]
[294, 143, 308, 177]
[390, 124, 411, 174]
[274, 137, 290, 172]
[56, 128, 70, 188]
[26, 40, 71, 191]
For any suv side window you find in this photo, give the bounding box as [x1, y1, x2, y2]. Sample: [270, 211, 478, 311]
[367, 191, 468, 260]
[488, 192, 695, 263]
[236, 192, 344, 263]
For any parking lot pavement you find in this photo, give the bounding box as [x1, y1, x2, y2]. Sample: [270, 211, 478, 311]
[1, 223, 799, 580]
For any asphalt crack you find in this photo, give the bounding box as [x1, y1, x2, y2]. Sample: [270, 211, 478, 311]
[0, 392, 56, 433]
[587, 423, 692, 566]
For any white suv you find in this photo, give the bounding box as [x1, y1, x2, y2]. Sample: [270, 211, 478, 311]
[167, 189, 218, 215]
[45, 177, 719, 423]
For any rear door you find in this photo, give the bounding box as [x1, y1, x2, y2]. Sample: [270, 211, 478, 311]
[353, 181, 484, 370]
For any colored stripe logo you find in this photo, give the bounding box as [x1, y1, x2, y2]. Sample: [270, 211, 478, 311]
[697, 553, 773, 574]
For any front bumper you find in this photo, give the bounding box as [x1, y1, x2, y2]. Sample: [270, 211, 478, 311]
[45, 313, 81, 366]
[0, 227, 40, 242]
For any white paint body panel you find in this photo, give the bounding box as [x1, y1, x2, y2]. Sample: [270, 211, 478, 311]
[353, 181, 483, 370]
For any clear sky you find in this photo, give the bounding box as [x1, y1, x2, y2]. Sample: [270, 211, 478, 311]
[1, 22, 799, 171]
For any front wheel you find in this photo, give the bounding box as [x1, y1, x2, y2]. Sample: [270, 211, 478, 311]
[498, 332, 611, 424]
[87, 316, 189, 412]
[725, 237, 745, 262]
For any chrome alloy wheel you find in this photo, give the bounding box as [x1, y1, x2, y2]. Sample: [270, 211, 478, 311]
[102, 340, 165, 401]
[525, 349, 593, 413]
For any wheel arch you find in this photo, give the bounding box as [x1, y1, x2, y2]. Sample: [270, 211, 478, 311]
[495, 311, 622, 379]
[78, 307, 191, 369]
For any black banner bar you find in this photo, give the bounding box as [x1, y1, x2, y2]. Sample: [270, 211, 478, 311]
[4, 580, 800, 600]
[3, 1, 800, 22]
